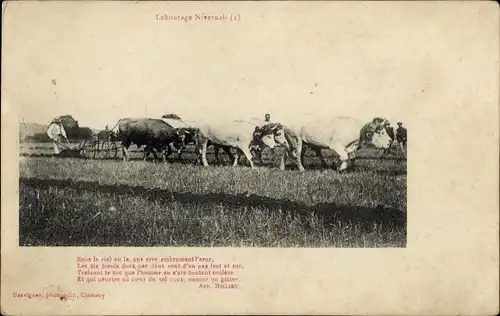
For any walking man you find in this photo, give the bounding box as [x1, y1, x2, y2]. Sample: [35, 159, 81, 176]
[396, 122, 407, 154]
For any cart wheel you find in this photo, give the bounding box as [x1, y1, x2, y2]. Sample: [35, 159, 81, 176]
[80, 140, 96, 159]
[109, 141, 118, 159]
[94, 141, 106, 160]
[93, 141, 103, 159]
[93, 141, 117, 160]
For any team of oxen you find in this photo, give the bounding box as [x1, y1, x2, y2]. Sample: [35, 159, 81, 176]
[110, 115, 398, 172]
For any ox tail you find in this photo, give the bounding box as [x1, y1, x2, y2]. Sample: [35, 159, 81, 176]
[108, 119, 123, 133]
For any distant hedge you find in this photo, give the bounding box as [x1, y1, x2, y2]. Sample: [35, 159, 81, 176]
[66, 127, 94, 140]
[22, 127, 94, 143]
[24, 133, 52, 143]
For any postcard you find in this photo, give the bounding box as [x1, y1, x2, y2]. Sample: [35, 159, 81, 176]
[2, 1, 498, 315]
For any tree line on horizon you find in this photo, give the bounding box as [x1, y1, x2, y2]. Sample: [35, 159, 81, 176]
[20, 113, 184, 143]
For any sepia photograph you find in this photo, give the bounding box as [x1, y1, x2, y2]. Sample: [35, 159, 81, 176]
[16, 1, 407, 248]
[20, 113, 407, 247]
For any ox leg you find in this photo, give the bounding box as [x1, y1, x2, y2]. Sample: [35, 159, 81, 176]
[250, 147, 256, 162]
[213, 145, 229, 165]
[280, 147, 298, 170]
[213, 145, 221, 164]
[162, 144, 177, 161]
[201, 139, 209, 167]
[380, 140, 393, 159]
[223, 147, 235, 166]
[250, 147, 256, 163]
[300, 145, 307, 167]
[330, 143, 350, 173]
[163, 147, 173, 163]
[153, 148, 162, 162]
[164, 145, 173, 158]
[143, 148, 150, 161]
[257, 149, 264, 165]
[214, 145, 231, 165]
[239, 147, 255, 169]
[331, 156, 340, 171]
[195, 140, 203, 165]
[295, 140, 305, 172]
[251, 146, 263, 165]
[152, 148, 161, 162]
[122, 142, 131, 161]
[144, 145, 155, 161]
[232, 150, 240, 167]
[314, 148, 330, 169]
[158, 150, 167, 163]
[161, 148, 169, 163]
[148, 146, 165, 163]
[280, 151, 287, 170]
[233, 147, 247, 167]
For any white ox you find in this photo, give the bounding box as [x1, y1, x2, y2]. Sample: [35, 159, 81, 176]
[280, 116, 393, 172]
[195, 120, 287, 169]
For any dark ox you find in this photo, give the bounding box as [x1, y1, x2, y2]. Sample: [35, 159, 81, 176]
[115, 118, 187, 161]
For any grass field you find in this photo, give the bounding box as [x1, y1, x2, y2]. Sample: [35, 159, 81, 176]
[19, 142, 407, 247]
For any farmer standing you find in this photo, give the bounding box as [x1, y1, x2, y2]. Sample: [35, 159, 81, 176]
[46, 117, 70, 155]
[396, 122, 407, 153]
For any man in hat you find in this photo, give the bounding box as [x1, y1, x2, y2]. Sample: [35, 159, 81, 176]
[250, 113, 274, 165]
[380, 120, 395, 158]
[46, 117, 71, 155]
[396, 122, 407, 153]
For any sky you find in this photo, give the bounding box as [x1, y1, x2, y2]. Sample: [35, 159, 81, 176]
[2, 1, 497, 130]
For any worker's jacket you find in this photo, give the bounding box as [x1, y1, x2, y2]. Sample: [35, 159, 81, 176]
[46, 123, 68, 142]
[396, 127, 407, 142]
